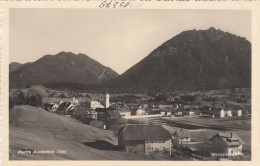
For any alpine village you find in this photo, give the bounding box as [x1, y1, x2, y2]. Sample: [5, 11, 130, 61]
[9, 28, 251, 160]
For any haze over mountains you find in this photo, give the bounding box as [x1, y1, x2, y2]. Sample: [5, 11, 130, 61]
[10, 27, 251, 91]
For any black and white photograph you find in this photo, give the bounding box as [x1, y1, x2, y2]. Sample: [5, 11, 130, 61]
[6, 7, 252, 161]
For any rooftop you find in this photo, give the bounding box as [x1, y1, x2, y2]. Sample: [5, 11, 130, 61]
[116, 108, 131, 113]
[119, 125, 171, 141]
[210, 132, 245, 146]
[106, 110, 121, 118]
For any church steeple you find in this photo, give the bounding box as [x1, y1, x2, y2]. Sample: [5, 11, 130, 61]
[104, 91, 110, 108]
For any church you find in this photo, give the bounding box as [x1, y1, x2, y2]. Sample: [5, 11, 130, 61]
[90, 92, 110, 109]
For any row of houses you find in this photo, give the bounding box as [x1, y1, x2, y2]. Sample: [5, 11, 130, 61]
[89, 92, 249, 119]
[118, 124, 244, 158]
[42, 97, 79, 115]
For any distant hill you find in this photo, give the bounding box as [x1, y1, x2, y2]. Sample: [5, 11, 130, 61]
[103, 27, 251, 92]
[9, 62, 24, 73]
[9, 52, 119, 89]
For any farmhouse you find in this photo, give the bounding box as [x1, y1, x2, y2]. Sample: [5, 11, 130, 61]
[209, 132, 244, 157]
[118, 125, 172, 155]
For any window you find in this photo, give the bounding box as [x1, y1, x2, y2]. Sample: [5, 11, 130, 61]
[152, 147, 153, 150]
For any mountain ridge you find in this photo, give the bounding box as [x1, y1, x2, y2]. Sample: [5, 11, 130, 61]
[9, 52, 119, 89]
[102, 27, 251, 92]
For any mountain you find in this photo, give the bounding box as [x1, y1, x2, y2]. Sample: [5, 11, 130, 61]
[9, 52, 119, 89]
[9, 62, 24, 73]
[103, 27, 251, 92]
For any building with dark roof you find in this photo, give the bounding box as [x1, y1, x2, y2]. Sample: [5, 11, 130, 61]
[105, 110, 121, 119]
[118, 125, 172, 155]
[98, 109, 126, 132]
[56, 102, 74, 115]
[209, 132, 244, 157]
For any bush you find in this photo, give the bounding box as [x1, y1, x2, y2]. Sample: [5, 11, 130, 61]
[72, 107, 94, 124]
[27, 93, 43, 107]
[9, 91, 26, 109]
[90, 120, 103, 129]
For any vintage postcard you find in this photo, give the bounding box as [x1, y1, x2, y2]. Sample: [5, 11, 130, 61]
[1, 0, 260, 166]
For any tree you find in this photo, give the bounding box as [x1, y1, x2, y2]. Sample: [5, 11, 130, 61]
[27, 93, 42, 107]
[17, 91, 26, 105]
[59, 93, 66, 98]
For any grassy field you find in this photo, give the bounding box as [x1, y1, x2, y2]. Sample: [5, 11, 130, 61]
[9, 105, 182, 160]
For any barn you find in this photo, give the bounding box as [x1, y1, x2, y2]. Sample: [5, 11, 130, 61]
[118, 125, 172, 155]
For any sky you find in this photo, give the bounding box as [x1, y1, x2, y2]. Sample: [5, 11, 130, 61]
[10, 9, 251, 74]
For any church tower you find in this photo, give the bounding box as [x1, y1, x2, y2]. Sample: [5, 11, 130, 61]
[104, 92, 110, 108]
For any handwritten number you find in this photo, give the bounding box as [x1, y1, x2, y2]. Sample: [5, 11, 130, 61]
[99, 1, 106, 8]
[99, 1, 132, 8]
[113, 2, 119, 8]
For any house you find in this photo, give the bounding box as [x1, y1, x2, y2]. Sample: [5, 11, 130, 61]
[116, 108, 131, 118]
[72, 97, 79, 105]
[160, 111, 166, 116]
[220, 109, 226, 118]
[103, 110, 126, 130]
[232, 110, 242, 117]
[159, 110, 171, 117]
[174, 111, 183, 117]
[136, 108, 146, 116]
[185, 143, 202, 153]
[118, 125, 172, 155]
[166, 111, 172, 117]
[85, 110, 98, 119]
[213, 108, 225, 118]
[159, 104, 174, 109]
[226, 110, 233, 117]
[56, 102, 74, 115]
[199, 113, 210, 118]
[176, 132, 191, 145]
[43, 103, 59, 112]
[209, 132, 244, 157]
[189, 111, 195, 116]
[90, 101, 104, 109]
[104, 110, 121, 119]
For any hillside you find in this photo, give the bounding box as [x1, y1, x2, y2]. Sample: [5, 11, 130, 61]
[103, 27, 251, 92]
[9, 62, 24, 73]
[9, 52, 119, 89]
[10, 105, 159, 160]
